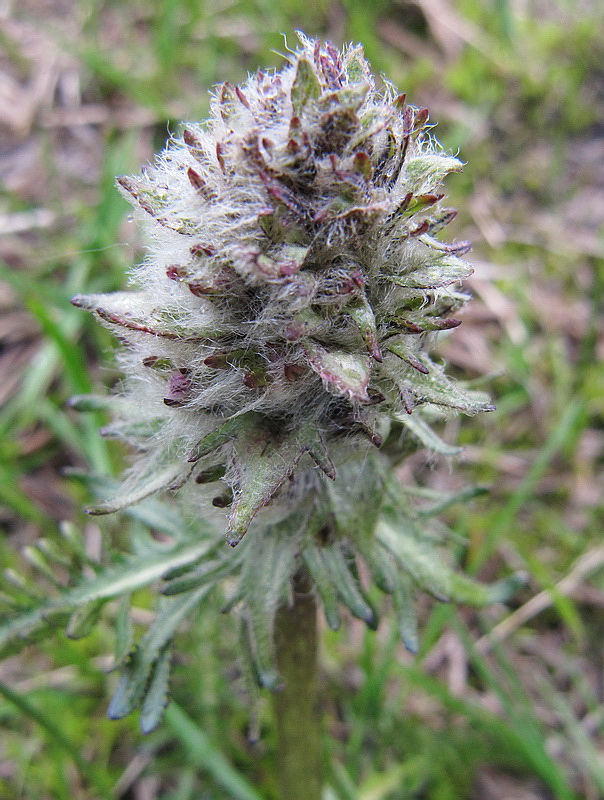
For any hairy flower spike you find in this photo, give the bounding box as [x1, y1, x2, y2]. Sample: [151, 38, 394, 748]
[74, 34, 491, 538]
[70, 36, 513, 704]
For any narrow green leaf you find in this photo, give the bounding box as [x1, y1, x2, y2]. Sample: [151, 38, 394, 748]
[114, 596, 133, 666]
[108, 586, 212, 719]
[140, 645, 172, 734]
[0, 538, 215, 657]
[86, 459, 186, 516]
[321, 547, 377, 628]
[22, 546, 64, 587]
[394, 411, 463, 456]
[161, 559, 233, 596]
[303, 545, 341, 631]
[377, 519, 524, 606]
[66, 599, 105, 640]
[391, 573, 419, 654]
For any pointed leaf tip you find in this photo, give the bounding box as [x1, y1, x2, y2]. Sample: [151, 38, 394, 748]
[290, 57, 321, 116]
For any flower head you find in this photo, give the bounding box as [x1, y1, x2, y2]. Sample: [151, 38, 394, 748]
[73, 35, 515, 683]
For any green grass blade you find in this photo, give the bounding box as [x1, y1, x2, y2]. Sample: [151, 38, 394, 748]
[0, 680, 114, 799]
[164, 702, 265, 800]
[476, 397, 586, 567]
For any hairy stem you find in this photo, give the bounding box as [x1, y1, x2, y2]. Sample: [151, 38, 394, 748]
[273, 567, 322, 800]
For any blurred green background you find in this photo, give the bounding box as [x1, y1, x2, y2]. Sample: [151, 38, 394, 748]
[0, 1, 603, 798]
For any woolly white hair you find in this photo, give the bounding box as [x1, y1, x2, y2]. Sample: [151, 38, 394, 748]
[73, 34, 491, 546]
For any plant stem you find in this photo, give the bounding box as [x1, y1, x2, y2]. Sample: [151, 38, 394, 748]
[273, 567, 321, 800]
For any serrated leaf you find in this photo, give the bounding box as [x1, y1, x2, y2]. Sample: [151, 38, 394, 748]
[86, 459, 187, 516]
[0, 538, 215, 658]
[391, 354, 494, 416]
[66, 599, 105, 640]
[114, 596, 133, 666]
[394, 412, 463, 456]
[161, 558, 233, 596]
[225, 420, 334, 545]
[139, 645, 172, 734]
[107, 646, 146, 720]
[242, 605, 279, 690]
[238, 527, 299, 687]
[377, 519, 523, 606]
[391, 573, 419, 653]
[415, 485, 489, 518]
[67, 472, 198, 541]
[303, 545, 341, 631]
[108, 586, 212, 720]
[360, 530, 419, 650]
[321, 546, 377, 628]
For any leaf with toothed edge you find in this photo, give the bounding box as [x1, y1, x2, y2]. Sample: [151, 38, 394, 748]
[394, 411, 463, 456]
[225, 419, 336, 546]
[390, 355, 495, 416]
[376, 517, 525, 605]
[108, 586, 212, 723]
[237, 524, 300, 688]
[66, 600, 105, 640]
[357, 536, 419, 653]
[320, 546, 377, 628]
[0, 536, 216, 659]
[85, 457, 188, 516]
[139, 646, 172, 734]
[391, 574, 419, 653]
[303, 545, 341, 631]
